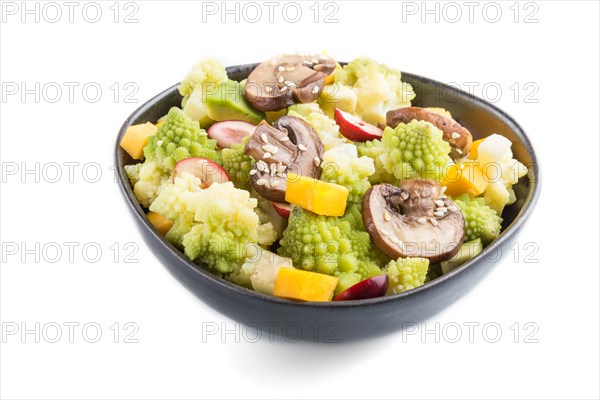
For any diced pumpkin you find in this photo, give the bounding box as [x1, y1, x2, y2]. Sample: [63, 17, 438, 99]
[285, 172, 349, 216]
[146, 212, 173, 235]
[120, 122, 157, 159]
[325, 62, 342, 85]
[468, 138, 485, 160]
[440, 162, 488, 197]
[273, 268, 339, 302]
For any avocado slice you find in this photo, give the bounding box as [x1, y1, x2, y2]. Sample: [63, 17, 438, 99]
[205, 80, 264, 125]
[441, 238, 483, 274]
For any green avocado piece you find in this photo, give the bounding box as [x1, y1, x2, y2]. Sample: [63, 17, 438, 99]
[441, 238, 483, 274]
[205, 80, 264, 125]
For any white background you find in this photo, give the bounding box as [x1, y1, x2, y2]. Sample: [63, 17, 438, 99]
[1, 1, 599, 399]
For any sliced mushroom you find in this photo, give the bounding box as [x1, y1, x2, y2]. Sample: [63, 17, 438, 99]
[244, 115, 323, 202]
[386, 107, 473, 159]
[363, 180, 465, 263]
[244, 54, 337, 111]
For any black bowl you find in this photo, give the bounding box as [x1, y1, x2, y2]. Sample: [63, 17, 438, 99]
[115, 63, 540, 342]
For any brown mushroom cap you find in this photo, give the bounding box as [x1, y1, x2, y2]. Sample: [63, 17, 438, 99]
[386, 107, 473, 159]
[244, 54, 336, 112]
[244, 116, 323, 202]
[363, 180, 465, 263]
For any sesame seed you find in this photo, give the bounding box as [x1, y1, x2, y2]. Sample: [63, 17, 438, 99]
[249, 169, 257, 176]
[430, 218, 438, 226]
[451, 132, 461, 139]
[456, 149, 463, 155]
[448, 206, 458, 212]
[286, 66, 295, 72]
[314, 157, 321, 167]
[270, 59, 277, 66]
[380, 228, 389, 236]
[440, 186, 447, 194]
[256, 179, 267, 186]
[263, 152, 272, 159]
[383, 211, 391, 221]
[262, 144, 279, 154]
[436, 206, 448, 213]
[270, 164, 277, 177]
[277, 66, 285, 72]
[280, 136, 289, 141]
[298, 144, 307, 151]
[303, 60, 313, 65]
[390, 236, 399, 244]
[435, 199, 445, 207]
[271, 180, 280, 187]
[417, 217, 427, 224]
[400, 191, 409, 200]
[311, 58, 319, 64]
[265, 86, 272, 93]
[285, 81, 297, 87]
[311, 86, 320, 94]
[278, 76, 285, 83]
[261, 133, 268, 144]
[280, 85, 288, 92]
[434, 211, 445, 217]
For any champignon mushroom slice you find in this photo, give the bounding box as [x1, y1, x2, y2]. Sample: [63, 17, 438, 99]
[244, 116, 323, 202]
[244, 54, 336, 111]
[363, 180, 465, 263]
[386, 107, 473, 160]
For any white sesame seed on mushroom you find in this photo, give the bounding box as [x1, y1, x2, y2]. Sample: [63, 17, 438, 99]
[280, 136, 289, 141]
[311, 86, 320, 94]
[435, 199, 445, 207]
[269, 58, 277, 66]
[436, 206, 448, 213]
[286, 66, 295, 72]
[314, 157, 321, 167]
[417, 217, 427, 224]
[298, 143, 307, 151]
[384, 211, 391, 221]
[278, 76, 285, 83]
[280, 85, 288, 92]
[380, 228, 389, 236]
[249, 169, 257, 176]
[457, 149, 463, 155]
[261, 133, 268, 144]
[270, 180, 280, 187]
[256, 178, 268, 186]
[285, 81, 297, 87]
[430, 218, 439, 226]
[263, 152, 272, 159]
[277, 66, 285, 72]
[433, 211, 445, 217]
[265, 86, 272, 93]
[440, 186, 447, 194]
[451, 132, 461, 139]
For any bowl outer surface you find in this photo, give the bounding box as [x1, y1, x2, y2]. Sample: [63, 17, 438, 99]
[115, 63, 540, 341]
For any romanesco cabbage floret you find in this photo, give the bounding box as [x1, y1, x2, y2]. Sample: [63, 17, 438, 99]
[178, 58, 228, 104]
[379, 120, 451, 182]
[356, 139, 397, 184]
[144, 107, 219, 171]
[222, 136, 254, 190]
[383, 257, 430, 294]
[278, 204, 387, 293]
[320, 144, 374, 204]
[149, 173, 275, 274]
[334, 57, 415, 126]
[178, 58, 228, 126]
[130, 161, 170, 208]
[453, 194, 503, 245]
[287, 103, 346, 150]
[124, 163, 142, 187]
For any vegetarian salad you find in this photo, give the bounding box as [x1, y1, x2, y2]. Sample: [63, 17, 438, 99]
[120, 54, 528, 302]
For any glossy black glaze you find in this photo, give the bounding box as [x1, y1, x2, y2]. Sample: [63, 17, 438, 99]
[115, 63, 540, 342]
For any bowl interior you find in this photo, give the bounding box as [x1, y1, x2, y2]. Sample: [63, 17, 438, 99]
[115, 63, 539, 306]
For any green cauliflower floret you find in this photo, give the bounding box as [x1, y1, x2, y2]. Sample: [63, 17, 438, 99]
[179, 58, 228, 103]
[379, 120, 451, 182]
[144, 107, 219, 171]
[356, 139, 397, 184]
[383, 257, 430, 294]
[130, 161, 170, 208]
[149, 173, 274, 274]
[287, 103, 347, 150]
[124, 163, 142, 186]
[454, 194, 503, 245]
[222, 136, 254, 190]
[333, 57, 415, 126]
[320, 144, 374, 204]
[278, 203, 387, 293]
[178, 58, 228, 126]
